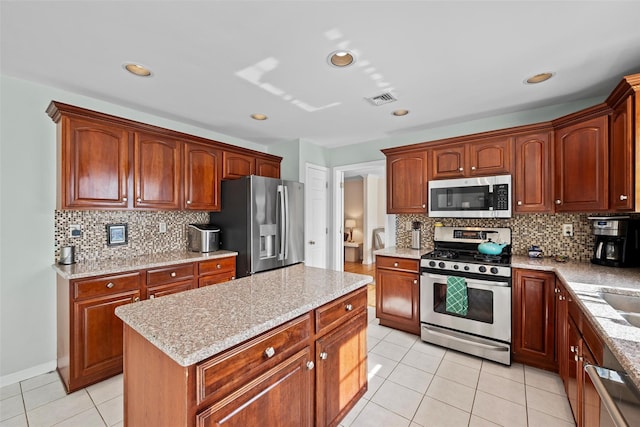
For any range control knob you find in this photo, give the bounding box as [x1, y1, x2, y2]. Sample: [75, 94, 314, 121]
[438, 262, 446, 269]
[429, 261, 436, 267]
[478, 266, 487, 273]
[453, 264, 459, 270]
[490, 267, 499, 274]
[464, 266, 470, 271]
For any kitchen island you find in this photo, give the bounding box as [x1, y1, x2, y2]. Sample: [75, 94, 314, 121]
[115, 264, 372, 427]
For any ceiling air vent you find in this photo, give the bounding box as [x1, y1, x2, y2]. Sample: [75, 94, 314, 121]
[365, 92, 397, 106]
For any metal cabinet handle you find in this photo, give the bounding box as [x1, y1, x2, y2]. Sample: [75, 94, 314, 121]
[309, 241, 316, 245]
[306, 361, 315, 370]
[122, 197, 128, 202]
[555, 199, 562, 205]
[422, 204, 426, 208]
[264, 347, 276, 358]
[413, 279, 418, 285]
[471, 166, 476, 170]
[149, 295, 155, 299]
[458, 167, 464, 172]
[393, 262, 399, 267]
[345, 304, 353, 311]
[570, 345, 576, 353]
[620, 195, 628, 201]
[106, 282, 115, 289]
[216, 264, 221, 269]
[186, 200, 192, 204]
[136, 197, 141, 202]
[170, 272, 177, 277]
[517, 200, 523, 206]
[133, 296, 140, 302]
[319, 352, 328, 360]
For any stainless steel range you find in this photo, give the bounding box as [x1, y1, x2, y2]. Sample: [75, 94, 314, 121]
[420, 226, 512, 365]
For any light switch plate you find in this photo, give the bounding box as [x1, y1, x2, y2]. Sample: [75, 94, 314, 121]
[69, 224, 81, 238]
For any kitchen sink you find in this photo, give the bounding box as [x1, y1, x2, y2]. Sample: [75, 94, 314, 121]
[598, 292, 640, 313]
[620, 312, 640, 328]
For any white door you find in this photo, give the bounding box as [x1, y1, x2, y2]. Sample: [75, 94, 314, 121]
[305, 164, 328, 268]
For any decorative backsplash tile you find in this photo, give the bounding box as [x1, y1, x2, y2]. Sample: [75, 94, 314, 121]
[54, 210, 209, 262]
[395, 213, 640, 262]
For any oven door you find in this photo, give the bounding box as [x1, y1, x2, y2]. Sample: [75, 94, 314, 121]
[420, 271, 511, 343]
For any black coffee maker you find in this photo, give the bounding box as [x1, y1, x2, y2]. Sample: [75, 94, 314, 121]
[590, 216, 640, 267]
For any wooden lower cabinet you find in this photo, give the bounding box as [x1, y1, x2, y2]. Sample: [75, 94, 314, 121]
[198, 257, 236, 287]
[122, 287, 368, 427]
[375, 256, 420, 335]
[512, 269, 557, 370]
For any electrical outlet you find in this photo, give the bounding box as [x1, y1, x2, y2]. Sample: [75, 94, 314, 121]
[562, 223, 574, 237]
[159, 222, 167, 233]
[405, 221, 412, 231]
[69, 224, 81, 238]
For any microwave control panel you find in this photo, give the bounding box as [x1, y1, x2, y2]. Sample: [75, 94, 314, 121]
[492, 184, 509, 210]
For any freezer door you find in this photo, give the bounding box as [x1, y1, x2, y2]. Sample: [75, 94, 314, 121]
[282, 180, 304, 266]
[249, 176, 282, 274]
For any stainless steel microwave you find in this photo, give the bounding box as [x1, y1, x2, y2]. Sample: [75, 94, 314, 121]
[428, 175, 512, 218]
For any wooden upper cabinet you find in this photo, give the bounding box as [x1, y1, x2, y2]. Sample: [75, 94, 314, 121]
[183, 142, 222, 211]
[514, 131, 553, 213]
[553, 113, 609, 212]
[431, 137, 512, 179]
[133, 132, 181, 210]
[256, 157, 281, 178]
[609, 96, 635, 211]
[223, 151, 255, 179]
[59, 117, 130, 209]
[430, 144, 465, 179]
[385, 151, 428, 213]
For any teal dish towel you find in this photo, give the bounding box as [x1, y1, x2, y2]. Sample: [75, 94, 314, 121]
[446, 276, 468, 316]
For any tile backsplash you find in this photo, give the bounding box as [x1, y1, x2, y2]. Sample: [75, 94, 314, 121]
[54, 210, 209, 262]
[395, 213, 640, 262]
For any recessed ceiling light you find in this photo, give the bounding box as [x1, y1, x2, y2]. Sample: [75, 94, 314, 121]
[392, 109, 409, 116]
[525, 72, 554, 84]
[123, 63, 152, 77]
[251, 113, 268, 121]
[328, 50, 355, 67]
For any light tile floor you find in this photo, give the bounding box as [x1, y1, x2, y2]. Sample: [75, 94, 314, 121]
[0, 307, 576, 427]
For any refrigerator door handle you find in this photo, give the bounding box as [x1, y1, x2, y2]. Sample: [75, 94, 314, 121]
[283, 185, 289, 259]
[277, 185, 285, 260]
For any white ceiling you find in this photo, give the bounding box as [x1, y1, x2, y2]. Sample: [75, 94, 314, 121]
[2, 1, 640, 149]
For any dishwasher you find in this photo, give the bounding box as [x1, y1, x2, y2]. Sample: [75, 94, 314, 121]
[584, 345, 640, 427]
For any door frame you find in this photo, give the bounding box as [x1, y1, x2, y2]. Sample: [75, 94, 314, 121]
[332, 160, 393, 271]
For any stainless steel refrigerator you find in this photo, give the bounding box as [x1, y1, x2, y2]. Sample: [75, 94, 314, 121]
[209, 176, 304, 277]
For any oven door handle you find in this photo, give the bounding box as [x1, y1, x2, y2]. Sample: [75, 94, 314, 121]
[584, 364, 630, 427]
[423, 273, 510, 289]
[422, 325, 509, 352]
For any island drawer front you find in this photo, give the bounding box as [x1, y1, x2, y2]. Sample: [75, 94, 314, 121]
[198, 257, 236, 276]
[196, 313, 311, 405]
[376, 256, 419, 272]
[315, 288, 367, 335]
[73, 272, 141, 300]
[146, 263, 195, 286]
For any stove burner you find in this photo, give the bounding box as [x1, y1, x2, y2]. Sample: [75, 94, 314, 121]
[433, 250, 459, 259]
[473, 253, 506, 263]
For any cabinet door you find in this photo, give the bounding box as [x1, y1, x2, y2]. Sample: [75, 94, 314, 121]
[431, 145, 466, 179]
[566, 316, 581, 426]
[223, 151, 255, 179]
[316, 312, 367, 427]
[468, 137, 513, 176]
[609, 96, 635, 211]
[73, 290, 140, 388]
[376, 267, 420, 335]
[556, 281, 569, 388]
[196, 347, 313, 427]
[134, 132, 181, 209]
[386, 151, 428, 213]
[184, 142, 222, 211]
[256, 158, 281, 178]
[514, 132, 553, 213]
[554, 115, 609, 211]
[62, 117, 130, 209]
[512, 269, 556, 370]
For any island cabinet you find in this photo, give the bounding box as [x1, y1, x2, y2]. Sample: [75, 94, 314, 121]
[120, 286, 368, 427]
[375, 255, 420, 335]
[430, 136, 513, 180]
[47, 101, 281, 210]
[606, 74, 640, 212]
[513, 131, 553, 213]
[511, 269, 557, 371]
[383, 150, 429, 213]
[556, 280, 604, 427]
[552, 107, 610, 212]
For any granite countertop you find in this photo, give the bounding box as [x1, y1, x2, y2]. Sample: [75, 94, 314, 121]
[52, 250, 238, 280]
[374, 246, 432, 259]
[512, 255, 640, 390]
[115, 264, 373, 367]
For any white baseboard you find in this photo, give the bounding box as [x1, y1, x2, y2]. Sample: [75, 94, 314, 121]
[0, 360, 57, 387]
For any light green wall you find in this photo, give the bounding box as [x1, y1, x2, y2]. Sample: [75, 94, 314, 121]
[270, 138, 330, 182]
[0, 75, 266, 384]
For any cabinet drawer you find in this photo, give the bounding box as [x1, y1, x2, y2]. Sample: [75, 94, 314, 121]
[73, 272, 141, 300]
[147, 280, 194, 299]
[376, 256, 419, 272]
[198, 257, 236, 276]
[315, 288, 367, 335]
[198, 273, 235, 288]
[146, 263, 195, 286]
[196, 313, 311, 406]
